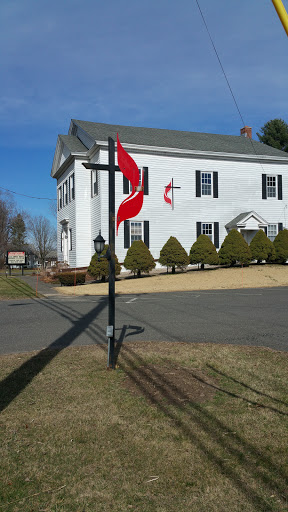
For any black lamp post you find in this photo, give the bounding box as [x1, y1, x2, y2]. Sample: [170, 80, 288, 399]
[83, 137, 121, 369]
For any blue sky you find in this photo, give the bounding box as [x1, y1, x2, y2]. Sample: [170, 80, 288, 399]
[1, 0, 288, 224]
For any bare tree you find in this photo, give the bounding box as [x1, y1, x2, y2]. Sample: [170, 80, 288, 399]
[29, 215, 57, 266]
[0, 190, 16, 264]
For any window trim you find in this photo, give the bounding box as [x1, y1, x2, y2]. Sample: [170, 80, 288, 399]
[91, 169, 98, 197]
[267, 224, 278, 241]
[201, 172, 212, 196]
[266, 175, 277, 199]
[201, 222, 213, 241]
[70, 173, 75, 200]
[58, 187, 62, 210]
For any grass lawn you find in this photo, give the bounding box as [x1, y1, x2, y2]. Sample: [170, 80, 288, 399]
[0, 276, 36, 299]
[0, 342, 287, 512]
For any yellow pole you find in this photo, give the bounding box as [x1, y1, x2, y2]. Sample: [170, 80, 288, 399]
[272, 0, 288, 37]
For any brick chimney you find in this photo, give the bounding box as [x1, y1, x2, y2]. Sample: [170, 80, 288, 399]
[240, 126, 252, 139]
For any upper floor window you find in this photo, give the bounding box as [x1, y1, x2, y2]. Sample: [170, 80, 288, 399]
[196, 171, 218, 198]
[91, 170, 98, 197]
[123, 167, 149, 195]
[129, 169, 142, 193]
[262, 174, 282, 200]
[267, 176, 276, 198]
[201, 173, 212, 196]
[58, 187, 62, 210]
[70, 173, 75, 200]
[63, 181, 68, 206]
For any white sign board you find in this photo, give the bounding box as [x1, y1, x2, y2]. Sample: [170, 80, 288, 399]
[7, 251, 26, 265]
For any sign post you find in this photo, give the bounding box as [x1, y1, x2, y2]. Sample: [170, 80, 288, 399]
[6, 251, 26, 276]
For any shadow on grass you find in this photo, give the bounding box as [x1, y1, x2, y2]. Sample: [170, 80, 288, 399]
[0, 297, 108, 413]
[117, 342, 288, 512]
[207, 364, 288, 408]
[0, 276, 36, 299]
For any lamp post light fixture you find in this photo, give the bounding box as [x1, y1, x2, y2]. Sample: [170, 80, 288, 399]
[93, 231, 105, 260]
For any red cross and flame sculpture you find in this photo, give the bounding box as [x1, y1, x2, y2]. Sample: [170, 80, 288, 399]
[116, 134, 144, 232]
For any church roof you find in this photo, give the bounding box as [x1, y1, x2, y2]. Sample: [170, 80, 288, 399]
[71, 119, 288, 158]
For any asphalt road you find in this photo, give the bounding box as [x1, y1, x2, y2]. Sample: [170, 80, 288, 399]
[0, 287, 287, 355]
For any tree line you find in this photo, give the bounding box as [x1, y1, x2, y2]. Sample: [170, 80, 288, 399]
[87, 228, 288, 281]
[0, 190, 56, 267]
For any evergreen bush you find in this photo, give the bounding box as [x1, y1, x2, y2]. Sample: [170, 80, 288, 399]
[124, 240, 155, 277]
[273, 229, 288, 263]
[218, 229, 251, 266]
[57, 272, 86, 286]
[250, 230, 276, 263]
[159, 236, 189, 273]
[190, 234, 219, 270]
[88, 244, 121, 281]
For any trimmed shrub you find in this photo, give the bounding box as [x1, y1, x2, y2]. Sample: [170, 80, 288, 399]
[88, 245, 121, 281]
[159, 236, 189, 274]
[219, 229, 251, 266]
[273, 228, 288, 263]
[57, 272, 86, 286]
[190, 234, 219, 270]
[250, 230, 276, 263]
[124, 240, 155, 277]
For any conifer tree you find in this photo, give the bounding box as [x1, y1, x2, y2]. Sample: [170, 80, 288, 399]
[218, 229, 251, 266]
[9, 213, 26, 248]
[190, 234, 219, 270]
[88, 244, 121, 281]
[250, 229, 276, 263]
[273, 229, 288, 263]
[124, 240, 155, 277]
[159, 236, 189, 273]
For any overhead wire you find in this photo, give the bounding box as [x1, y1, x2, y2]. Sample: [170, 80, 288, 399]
[0, 185, 56, 201]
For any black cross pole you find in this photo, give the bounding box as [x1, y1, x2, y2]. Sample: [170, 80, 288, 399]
[83, 137, 121, 369]
[170, 178, 181, 210]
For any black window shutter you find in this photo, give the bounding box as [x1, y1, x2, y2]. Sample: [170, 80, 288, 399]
[196, 222, 201, 239]
[123, 175, 129, 194]
[196, 171, 201, 197]
[278, 223, 283, 232]
[264, 226, 267, 235]
[278, 175, 283, 200]
[144, 221, 149, 248]
[68, 178, 71, 202]
[124, 220, 130, 248]
[213, 172, 218, 198]
[214, 222, 219, 248]
[262, 174, 267, 199]
[143, 167, 149, 195]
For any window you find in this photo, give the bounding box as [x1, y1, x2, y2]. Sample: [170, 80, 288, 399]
[201, 173, 212, 196]
[262, 174, 282, 200]
[91, 170, 98, 197]
[196, 171, 218, 198]
[61, 230, 64, 251]
[267, 224, 277, 241]
[267, 176, 276, 198]
[69, 229, 72, 250]
[129, 169, 142, 193]
[70, 174, 75, 200]
[123, 167, 149, 195]
[196, 221, 219, 248]
[63, 181, 68, 205]
[131, 221, 143, 243]
[202, 223, 213, 240]
[58, 187, 62, 210]
[124, 220, 150, 248]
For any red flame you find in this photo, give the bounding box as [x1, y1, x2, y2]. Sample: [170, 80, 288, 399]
[164, 181, 172, 206]
[116, 134, 144, 234]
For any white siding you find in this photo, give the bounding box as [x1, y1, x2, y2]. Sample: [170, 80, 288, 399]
[55, 140, 288, 269]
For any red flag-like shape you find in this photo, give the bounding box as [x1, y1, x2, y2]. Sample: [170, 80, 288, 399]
[164, 181, 172, 206]
[116, 134, 144, 234]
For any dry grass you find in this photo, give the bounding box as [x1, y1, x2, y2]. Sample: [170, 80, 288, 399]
[54, 264, 288, 296]
[0, 276, 36, 299]
[0, 342, 287, 511]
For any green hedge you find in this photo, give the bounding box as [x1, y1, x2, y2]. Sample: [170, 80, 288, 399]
[56, 272, 86, 286]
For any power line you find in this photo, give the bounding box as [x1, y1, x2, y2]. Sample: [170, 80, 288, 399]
[0, 186, 56, 201]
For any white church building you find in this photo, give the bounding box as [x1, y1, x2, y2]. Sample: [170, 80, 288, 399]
[51, 120, 288, 268]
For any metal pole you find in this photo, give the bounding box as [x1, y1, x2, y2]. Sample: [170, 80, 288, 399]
[108, 137, 116, 368]
[272, 0, 288, 37]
